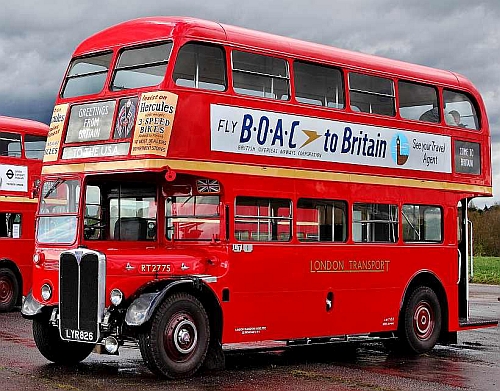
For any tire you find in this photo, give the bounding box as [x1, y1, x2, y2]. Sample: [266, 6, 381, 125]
[0, 268, 19, 312]
[138, 293, 210, 379]
[399, 286, 442, 354]
[33, 316, 95, 364]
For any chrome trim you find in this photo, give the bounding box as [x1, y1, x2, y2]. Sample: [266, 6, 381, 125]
[195, 274, 217, 283]
[21, 291, 44, 318]
[58, 248, 106, 343]
[468, 219, 474, 278]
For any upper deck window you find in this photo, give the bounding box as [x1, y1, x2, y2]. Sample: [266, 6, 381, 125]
[24, 134, 46, 159]
[232, 51, 289, 100]
[62, 52, 113, 98]
[443, 89, 479, 130]
[349, 73, 395, 116]
[173, 43, 226, 91]
[0, 132, 21, 157]
[294, 61, 344, 108]
[111, 42, 172, 91]
[398, 81, 439, 123]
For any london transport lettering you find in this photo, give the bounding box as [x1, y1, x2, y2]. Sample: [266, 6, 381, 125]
[310, 259, 391, 273]
[211, 105, 452, 173]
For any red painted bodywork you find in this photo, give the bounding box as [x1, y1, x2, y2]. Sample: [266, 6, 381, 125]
[32, 18, 492, 344]
[0, 116, 48, 297]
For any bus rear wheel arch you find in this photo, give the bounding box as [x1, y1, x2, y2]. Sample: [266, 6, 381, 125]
[138, 292, 210, 379]
[0, 267, 20, 312]
[399, 286, 442, 354]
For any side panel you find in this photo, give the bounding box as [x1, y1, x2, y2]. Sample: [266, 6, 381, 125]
[219, 175, 458, 343]
[0, 200, 37, 296]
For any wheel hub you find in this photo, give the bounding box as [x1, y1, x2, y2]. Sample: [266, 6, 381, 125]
[165, 313, 199, 361]
[174, 319, 197, 354]
[413, 302, 434, 340]
[0, 277, 14, 304]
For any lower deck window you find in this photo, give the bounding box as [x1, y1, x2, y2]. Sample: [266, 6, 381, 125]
[353, 203, 398, 242]
[403, 204, 442, 242]
[0, 213, 22, 238]
[235, 197, 291, 241]
[296, 199, 347, 242]
[165, 195, 220, 241]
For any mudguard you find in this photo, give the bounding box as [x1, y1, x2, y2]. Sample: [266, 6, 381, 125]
[125, 279, 195, 326]
[21, 291, 44, 318]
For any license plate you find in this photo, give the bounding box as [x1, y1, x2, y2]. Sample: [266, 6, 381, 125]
[139, 263, 173, 274]
[61, 327, 97, 343]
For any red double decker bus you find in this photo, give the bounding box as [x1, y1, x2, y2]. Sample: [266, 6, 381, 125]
[0, 116, 47, 311]
[22, 17, 496, 378]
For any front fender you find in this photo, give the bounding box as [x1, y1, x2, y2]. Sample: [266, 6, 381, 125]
[21, 291, 44, 318]
[125, 279, 195, 326]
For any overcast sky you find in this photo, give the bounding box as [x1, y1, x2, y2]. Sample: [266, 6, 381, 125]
[1, 0, 499, 205]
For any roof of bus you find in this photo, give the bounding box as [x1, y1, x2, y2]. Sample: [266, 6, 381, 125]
[0, 115, 49, 136]
[74, 17, 477, 92]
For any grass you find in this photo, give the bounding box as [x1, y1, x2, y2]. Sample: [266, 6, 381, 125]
[470, 256, 500, 285]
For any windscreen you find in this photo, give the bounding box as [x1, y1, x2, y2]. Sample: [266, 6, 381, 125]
[37, 179, 80, 244]
[61, 52, 113, 98]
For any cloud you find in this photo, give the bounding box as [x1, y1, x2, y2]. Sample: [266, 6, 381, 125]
[1, 0, 499, 203]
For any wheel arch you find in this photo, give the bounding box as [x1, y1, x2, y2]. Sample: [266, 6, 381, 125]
[127, 278, 223, 343]
[399, 271, 449, 339]
[162, 279, 223, 344]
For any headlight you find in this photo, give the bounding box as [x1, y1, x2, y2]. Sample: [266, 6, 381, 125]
[110, 288, 123, 306]
[33, 252, 44, 265]
[103, 336, 119, 354]
[41, 284, 52, 301]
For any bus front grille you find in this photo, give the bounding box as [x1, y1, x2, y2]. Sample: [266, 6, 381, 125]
[59, 249, 105, 343]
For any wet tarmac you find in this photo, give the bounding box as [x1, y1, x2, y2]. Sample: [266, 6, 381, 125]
[0, 284, 498, 391]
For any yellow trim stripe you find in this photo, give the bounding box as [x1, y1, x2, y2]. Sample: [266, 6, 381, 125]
[0, 196, 38, 203]
[41, 158, 492, 195]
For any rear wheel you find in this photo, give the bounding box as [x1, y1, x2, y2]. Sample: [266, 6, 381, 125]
[139, 293, 210, 379]
[400, 286, 442, 354]
[33, 316, 94, 364]
[0, 268, 19, 312]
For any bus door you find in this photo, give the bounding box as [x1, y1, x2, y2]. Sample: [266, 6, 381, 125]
[457, 199, 471, 320]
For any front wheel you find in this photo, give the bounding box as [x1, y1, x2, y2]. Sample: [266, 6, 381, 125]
[0, 268, 19, 312]
[399, 286, 442, 354]
[139, 293, 210, 379]
[33, 316, 95, 364]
